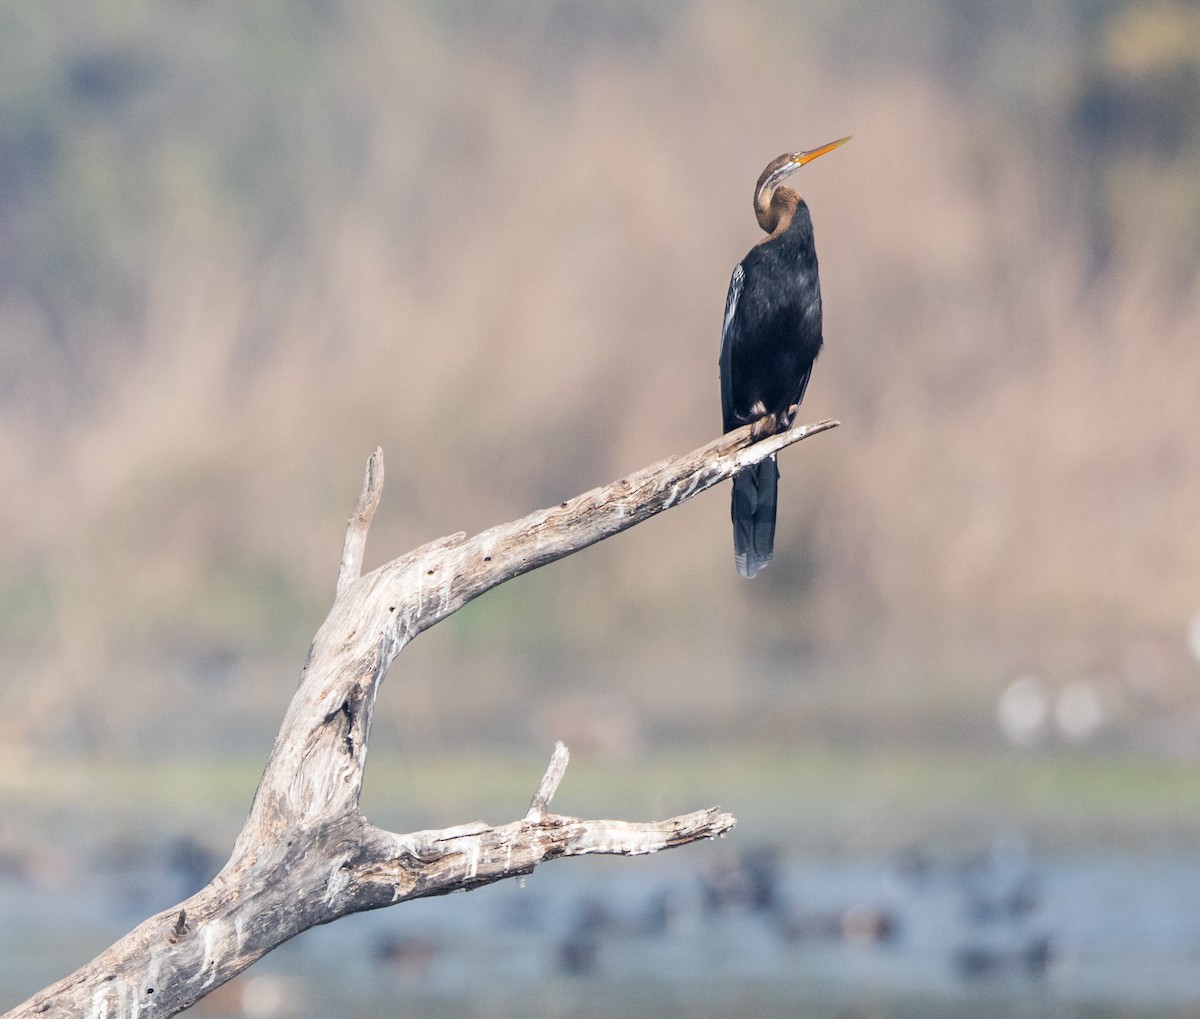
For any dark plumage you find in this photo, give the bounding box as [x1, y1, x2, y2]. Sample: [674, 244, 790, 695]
[720, 137, 848, 578]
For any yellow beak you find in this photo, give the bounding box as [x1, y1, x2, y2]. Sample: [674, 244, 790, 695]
[792, 136, 852, 166]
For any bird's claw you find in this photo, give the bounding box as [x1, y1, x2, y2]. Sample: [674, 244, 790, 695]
[749, 414, 779, 441]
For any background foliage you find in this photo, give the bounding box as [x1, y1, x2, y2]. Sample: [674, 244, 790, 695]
[1, 0, 1198, 763]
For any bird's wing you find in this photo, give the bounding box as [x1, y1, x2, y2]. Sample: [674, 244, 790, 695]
[722, 262, 744, 339]
[792, 363, 814, 414]
[719, 263, 745, 432]
[775, 363, 816, 432]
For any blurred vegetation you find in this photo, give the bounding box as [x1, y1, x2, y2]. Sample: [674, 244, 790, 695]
[5, 746, 1200, 857]
[1, 0, 1198, 762]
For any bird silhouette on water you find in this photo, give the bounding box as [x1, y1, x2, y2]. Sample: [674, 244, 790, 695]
[720, 136, 848, 578]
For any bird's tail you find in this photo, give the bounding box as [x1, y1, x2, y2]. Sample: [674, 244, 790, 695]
[731, 455, 778, 579]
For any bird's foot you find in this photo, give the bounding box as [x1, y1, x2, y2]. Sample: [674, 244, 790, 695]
[749, 413, 780, 441]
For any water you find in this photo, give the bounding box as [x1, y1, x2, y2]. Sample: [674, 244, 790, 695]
[4, 842, 1200, 1017]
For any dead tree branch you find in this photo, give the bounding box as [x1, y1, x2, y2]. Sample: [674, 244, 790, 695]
[4, 418, 836, 1018]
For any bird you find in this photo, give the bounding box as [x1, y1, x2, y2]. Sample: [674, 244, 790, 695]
[720, 136, 849, 578]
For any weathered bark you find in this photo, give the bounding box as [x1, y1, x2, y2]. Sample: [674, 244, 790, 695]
[4, 418, 837, 1018]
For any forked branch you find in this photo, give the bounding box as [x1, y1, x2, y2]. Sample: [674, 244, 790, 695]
[4, 418, 836, 1019]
